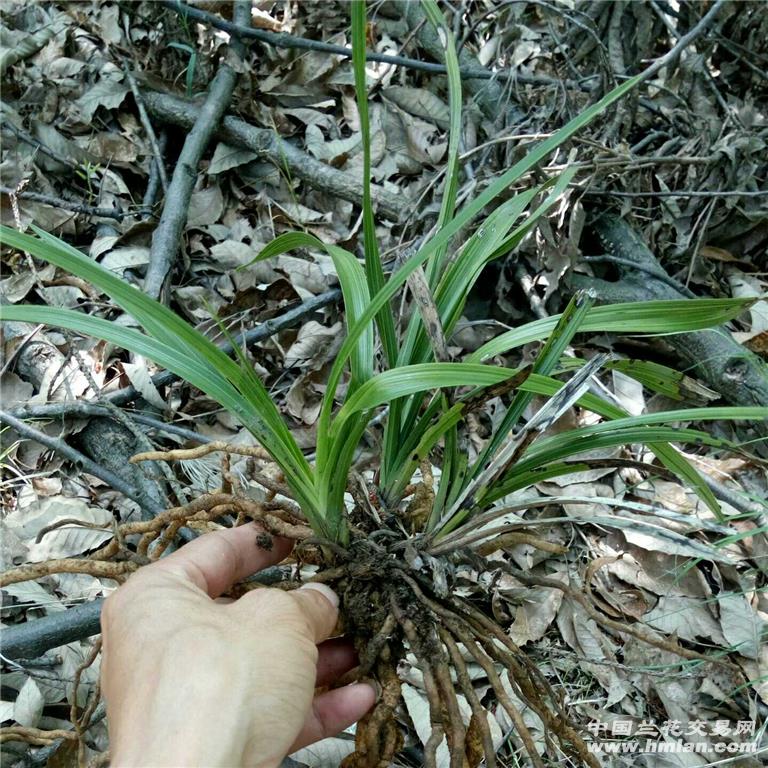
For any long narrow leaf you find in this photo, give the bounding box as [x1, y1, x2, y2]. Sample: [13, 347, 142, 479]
[468, 298, 755, 362]
[1, 227, 305, 471]
[471, 290, 597, 479]
[0, 303, 326, 529]
[421, 0, 462, 286]
[351, 0, 398, 367]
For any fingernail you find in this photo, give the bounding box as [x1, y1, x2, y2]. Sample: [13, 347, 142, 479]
[299, 582, 339, 608]
[351, 681, 380, 705]
[367, 680, 382, 702]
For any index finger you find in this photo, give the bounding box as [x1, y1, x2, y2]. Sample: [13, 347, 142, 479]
[151, 523, 293, 598]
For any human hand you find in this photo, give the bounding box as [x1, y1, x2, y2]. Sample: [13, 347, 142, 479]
[101, 523, 375, 767]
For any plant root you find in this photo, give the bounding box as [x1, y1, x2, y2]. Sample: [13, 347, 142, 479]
[0, 559, 136, 588]
[392, 603, 453, 768]
[439, 627, 497, 768]
[129, 441, 272, 463]
[341, 653, 403, 768]
[0, 494, 312, 596]
[330, 538, 603, 768]
[0, 727, 78, 745]
[70, 638, 102, 766]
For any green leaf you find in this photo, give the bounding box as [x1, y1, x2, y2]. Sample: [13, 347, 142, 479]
[498, 427, 732, 494]
[0, 226, 332, 533]
[472, 290, 596, 478]
[246, 230, 374, 388]
[468, 298, 754, 362]
[0, 303, 328, 531]
[334, 362, 519, 432]
[608, 359, 718, 401]
[351, 0, 398, 367]
[385, 402, 465, 506]
[421, 0, 462, 286]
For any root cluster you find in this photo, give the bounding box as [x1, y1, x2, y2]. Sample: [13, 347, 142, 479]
[310, 537, 601, 768]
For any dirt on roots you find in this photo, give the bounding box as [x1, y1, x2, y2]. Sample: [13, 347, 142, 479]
[297, 533, 601, 768]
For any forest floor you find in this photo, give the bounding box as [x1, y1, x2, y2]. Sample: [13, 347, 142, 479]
[1, 1, 767, 767]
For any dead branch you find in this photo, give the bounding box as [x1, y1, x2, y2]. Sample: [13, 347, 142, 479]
[0, 409, 164, 518]
[142, 89, 404, 223]
[0, 600, 103, 661]
[143, 0, 251, 300]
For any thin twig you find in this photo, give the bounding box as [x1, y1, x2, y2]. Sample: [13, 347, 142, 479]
[141, 130, 168, 219]
[123, 67, 168, 194]
[1, 120, 81, 170]
[0, 186, 130, 220]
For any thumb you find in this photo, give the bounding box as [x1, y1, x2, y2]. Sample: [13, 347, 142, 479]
[289, 583, 340, 644]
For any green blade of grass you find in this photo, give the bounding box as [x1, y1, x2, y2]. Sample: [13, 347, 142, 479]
[333, 362, 520, 432]
[261, 65, 650, 464]
[421, 0, 462, 286]
[351, 0, 398, 368]
[388, 175, 573, 484]
[246, 230, 374, 390]
[0, 227, 314, 485]
[508, 371, 739, 519]
[501, 427, 732, 491]
[5, 227, 308, 464]
[607, 358, 718, 401]
[385, 402, 466, 506]
[467, 298, 755, 362]
[471, 290, 597, 482]
[0, 303, 326, 529]
[430, 411, 461, 526]
[383, 184, 546, 488]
